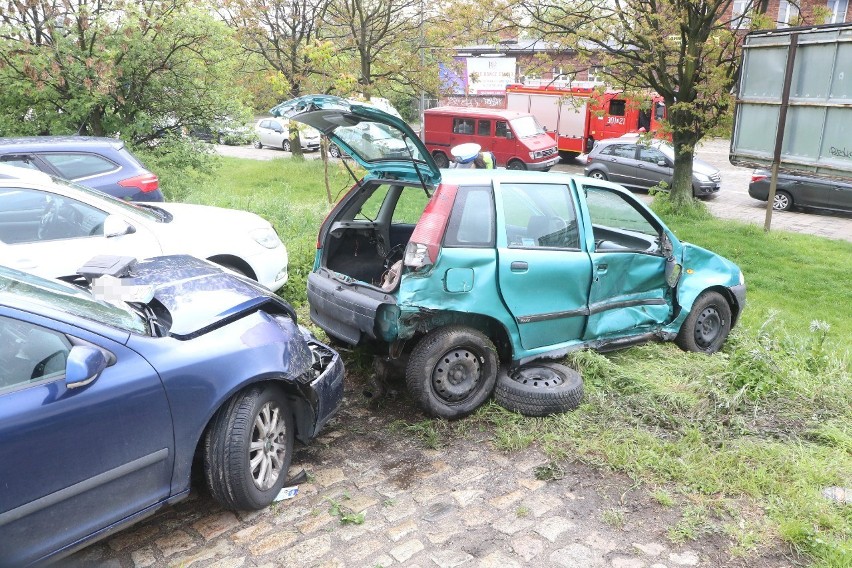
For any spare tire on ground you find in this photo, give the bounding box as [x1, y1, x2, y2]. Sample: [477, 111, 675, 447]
[494, 363, 583, 417]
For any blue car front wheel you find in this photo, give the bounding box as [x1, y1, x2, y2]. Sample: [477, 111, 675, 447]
[203, 384, 295, 510]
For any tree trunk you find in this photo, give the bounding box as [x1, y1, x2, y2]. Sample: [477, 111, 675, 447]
[89, 107, 105, 136]
[669, 143, 694, 211]
[291, 129, 304, 158]
[667, 98, 700, 210]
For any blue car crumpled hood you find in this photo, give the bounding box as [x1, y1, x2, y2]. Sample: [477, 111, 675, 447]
[116, 255, 294, 338]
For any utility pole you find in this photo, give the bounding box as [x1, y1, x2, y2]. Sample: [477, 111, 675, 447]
[419, 0, 426, 137]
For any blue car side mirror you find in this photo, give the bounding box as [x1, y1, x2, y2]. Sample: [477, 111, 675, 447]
[65, 345, 108, 389]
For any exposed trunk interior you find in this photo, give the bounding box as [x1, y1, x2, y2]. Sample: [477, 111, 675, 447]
[323, 225, 413, 286]
[320, 181, 429, 287]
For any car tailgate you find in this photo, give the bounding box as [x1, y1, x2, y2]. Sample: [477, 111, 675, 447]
[307, 269, 396, 344]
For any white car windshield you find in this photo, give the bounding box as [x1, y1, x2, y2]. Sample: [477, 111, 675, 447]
[50, 176, 166, 222]
[510, 116, 546, 138]
[653, 142, 675, 160]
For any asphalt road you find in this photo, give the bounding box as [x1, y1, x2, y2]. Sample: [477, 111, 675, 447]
[217, 139, 852, 243]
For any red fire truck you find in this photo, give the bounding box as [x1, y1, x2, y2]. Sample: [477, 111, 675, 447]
[505, 82, 667, 157]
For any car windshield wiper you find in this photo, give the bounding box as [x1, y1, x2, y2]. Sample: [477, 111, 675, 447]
[137, 204, 172, 222]
[129, 302, 168, 337]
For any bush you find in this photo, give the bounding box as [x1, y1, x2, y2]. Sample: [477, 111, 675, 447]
[133, 136, 220, 202]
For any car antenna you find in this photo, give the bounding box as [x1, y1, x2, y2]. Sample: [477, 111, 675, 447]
[401, 133, 432, 198]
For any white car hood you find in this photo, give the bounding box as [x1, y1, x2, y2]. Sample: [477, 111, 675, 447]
[155, 202, 270, 229]
[147, 202, 280, 253]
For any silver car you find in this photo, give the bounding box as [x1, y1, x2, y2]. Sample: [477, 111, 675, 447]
[584, 138, 721, 197]
[253, 118, 321, 152]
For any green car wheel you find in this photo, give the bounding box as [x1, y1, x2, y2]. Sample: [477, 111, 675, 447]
[494, 363, 583, 417]
[406, 326, 498, 420]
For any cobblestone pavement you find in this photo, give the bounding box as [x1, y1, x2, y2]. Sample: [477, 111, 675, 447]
[68, 395, 795, 568]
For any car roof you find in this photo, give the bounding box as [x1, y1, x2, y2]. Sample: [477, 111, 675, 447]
[0, 136, 126, 152]
[424, 106, 532, 120]
[591, 136, 671, 153]
[438, 168, 633, 194]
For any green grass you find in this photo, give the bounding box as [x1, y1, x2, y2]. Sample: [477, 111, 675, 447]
[168, 155, 851, 567]
[159, 155, 355, 307]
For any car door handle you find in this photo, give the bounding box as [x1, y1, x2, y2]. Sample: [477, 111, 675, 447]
[510, 261, 528, 272]
[597, 263, 608, 272]
[637, 164, 645, 168]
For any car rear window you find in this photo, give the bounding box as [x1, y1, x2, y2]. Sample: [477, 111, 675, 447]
[444, 186, 494, 247]
[40, 153, 119, 179]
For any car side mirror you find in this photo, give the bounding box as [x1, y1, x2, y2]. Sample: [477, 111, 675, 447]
[658, 159, 668, 167]
[665, 255, 682, 288]
[65, 345, 108, 389]
[505, 131, 514, 140]
[103, 215, 135, 238]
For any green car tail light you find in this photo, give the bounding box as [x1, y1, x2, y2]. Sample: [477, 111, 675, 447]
[404, 184, 458, 269]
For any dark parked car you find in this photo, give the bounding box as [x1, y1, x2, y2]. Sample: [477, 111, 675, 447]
[279, 95, 745, 421]
[0, 255, 343, 566]
[0, 136, 163, 202]
[584, 138, 721, 197]
[748, 169, 852, 213]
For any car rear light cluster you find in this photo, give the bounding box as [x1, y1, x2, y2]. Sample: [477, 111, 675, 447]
[404, 184, 459, 269]
[118, 173, 160, 193]
[751, 173, 767, 183]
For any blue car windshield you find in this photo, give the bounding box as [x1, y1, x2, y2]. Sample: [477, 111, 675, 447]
[0, 266, 148, 335]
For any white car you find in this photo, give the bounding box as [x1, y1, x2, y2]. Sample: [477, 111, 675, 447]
[0, 166, 288, 290]
[253, 118, 321, 152]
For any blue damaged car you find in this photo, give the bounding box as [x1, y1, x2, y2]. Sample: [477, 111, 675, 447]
[0, 255, 343, 567]
[275, 95, 746, 421]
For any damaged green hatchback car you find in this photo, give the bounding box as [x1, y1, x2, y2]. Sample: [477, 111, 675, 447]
[275, 95, 746, 420]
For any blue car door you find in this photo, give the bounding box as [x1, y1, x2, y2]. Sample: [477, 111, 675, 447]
[0, 309, 174, 566]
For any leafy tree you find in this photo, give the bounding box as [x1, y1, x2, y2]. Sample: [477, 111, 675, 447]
[218, 0, 337, 156]
[325, 0, 435, 101]
[0, 0, 250, 144]
[439, 0, 756, 209]
[518, 0, 754, 208]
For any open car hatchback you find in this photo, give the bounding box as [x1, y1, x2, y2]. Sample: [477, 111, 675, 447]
[278, 95, 746, 420]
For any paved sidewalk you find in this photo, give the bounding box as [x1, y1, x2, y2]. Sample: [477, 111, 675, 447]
[692, 139, 852, 242]
[551, 138, 852, 243]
